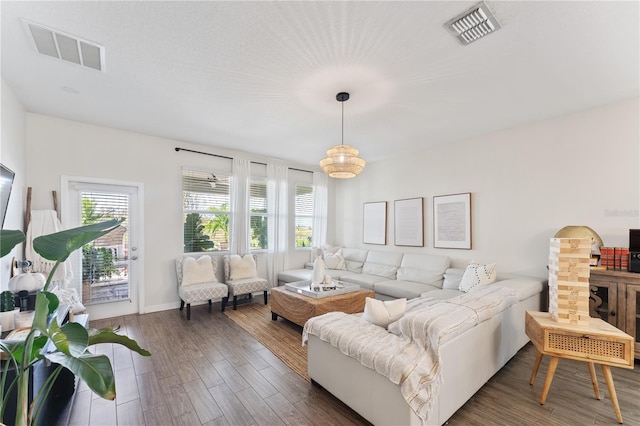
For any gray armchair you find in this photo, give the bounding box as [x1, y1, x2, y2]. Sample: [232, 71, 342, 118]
[222, 254, 269, 310]
[176, 255, 228, 320]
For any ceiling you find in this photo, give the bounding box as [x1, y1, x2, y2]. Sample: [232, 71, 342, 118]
[2, 1, 639, 168]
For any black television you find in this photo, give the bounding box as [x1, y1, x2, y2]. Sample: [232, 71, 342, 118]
[1, 163, 15, 228]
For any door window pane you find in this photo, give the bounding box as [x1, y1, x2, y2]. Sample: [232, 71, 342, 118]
[81, 191, 129, 304]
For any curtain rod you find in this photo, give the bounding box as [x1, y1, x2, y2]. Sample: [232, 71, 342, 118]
[174, 147, 232, 160]
[175, 147, 313, 173]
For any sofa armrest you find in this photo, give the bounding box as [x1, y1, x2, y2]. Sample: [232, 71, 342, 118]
[494, 277, 547, 301]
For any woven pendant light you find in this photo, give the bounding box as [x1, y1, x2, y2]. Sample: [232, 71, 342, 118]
[320, 92, 366, 178]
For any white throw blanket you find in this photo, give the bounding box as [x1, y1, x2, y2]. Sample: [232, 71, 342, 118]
[302, 285, 518, 424]
[25, 210, 73, 286]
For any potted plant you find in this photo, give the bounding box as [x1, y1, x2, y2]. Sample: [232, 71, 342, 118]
[0, 290, 19, 332]
[0, 220, 151, 426]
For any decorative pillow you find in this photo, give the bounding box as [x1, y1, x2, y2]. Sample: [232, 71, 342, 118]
[322, 244, 342, 255]
[442, 268, 465, 290]
[229, 255, 258, 280]
[459, 260, 497, 293]
[324, 249, 347, 270]
[183, 256, 216, 286]
[362, 297, 407, 328]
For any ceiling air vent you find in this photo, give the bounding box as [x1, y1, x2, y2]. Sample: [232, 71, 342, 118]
[22, 19, 105, 72]
[445, 2, 501, 45]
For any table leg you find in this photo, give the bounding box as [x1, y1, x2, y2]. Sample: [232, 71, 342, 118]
[601, 364, 623, 424]
[587, 362, 600, 400]
[530, 351, 544, 385]
[539, 356, 559, 405]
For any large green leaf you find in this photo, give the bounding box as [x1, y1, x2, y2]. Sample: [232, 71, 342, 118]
[2, 335, 48, 366]
[87, 328, 151, 357]
[49, 320, 89, 357]
[33, 219, 123, 262]
[0, 229, 25, 258]
[32, 292, 59, 334]
[45, 352, 116, 400]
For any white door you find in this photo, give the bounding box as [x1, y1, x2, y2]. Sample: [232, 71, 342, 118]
[63, 177, 144, 320]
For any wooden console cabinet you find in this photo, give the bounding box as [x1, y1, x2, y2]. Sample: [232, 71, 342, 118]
[589, 269, 640, 359]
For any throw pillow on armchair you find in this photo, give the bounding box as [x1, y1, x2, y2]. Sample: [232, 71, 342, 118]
[229, 254, 258, 280]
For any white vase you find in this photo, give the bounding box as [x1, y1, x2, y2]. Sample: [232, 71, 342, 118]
[312, 255, 326, 286]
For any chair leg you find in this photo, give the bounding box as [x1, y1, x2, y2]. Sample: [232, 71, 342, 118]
[263, 290, 268, 305]
[180, 300, 185, 311]
[221, 297, 228, 313]
[186, 304, 191, 320]
[233, 295, 238, 310]
[208, 299, 212, 312]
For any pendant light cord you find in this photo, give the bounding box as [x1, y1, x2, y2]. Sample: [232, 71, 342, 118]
[341, 101, 344, 146]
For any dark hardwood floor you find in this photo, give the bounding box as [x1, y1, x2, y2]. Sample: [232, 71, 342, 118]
[65, 301, 640, 425]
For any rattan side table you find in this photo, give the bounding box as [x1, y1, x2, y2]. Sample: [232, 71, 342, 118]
[525, 311, 634, 424]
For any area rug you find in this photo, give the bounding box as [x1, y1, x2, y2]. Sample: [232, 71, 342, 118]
[224, 302, 310, 382]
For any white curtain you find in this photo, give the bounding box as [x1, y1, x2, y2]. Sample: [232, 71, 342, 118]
[267, 164, 288, 287]
[311, 171, 328, 249]
[230, 158, 250, 255]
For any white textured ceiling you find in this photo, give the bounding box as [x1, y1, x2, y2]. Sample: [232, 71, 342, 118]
[1, 1, 639, 167]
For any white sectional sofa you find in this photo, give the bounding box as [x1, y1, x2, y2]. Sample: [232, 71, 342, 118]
[279, 248, 547, 425]
[277, 248, 452, 300]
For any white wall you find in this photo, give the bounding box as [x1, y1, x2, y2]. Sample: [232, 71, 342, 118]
[12, 97, 640, 312]
[25, 113, 323, 313]
[333, 98, 640, 278]
[0, 79, 27, 289]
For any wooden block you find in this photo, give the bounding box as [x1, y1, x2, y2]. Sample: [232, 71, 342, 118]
[549, 238, 592, 251]
[548, 238, 591, 324]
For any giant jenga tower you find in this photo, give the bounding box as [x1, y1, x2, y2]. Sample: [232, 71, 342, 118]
[548, 238, 591, 325]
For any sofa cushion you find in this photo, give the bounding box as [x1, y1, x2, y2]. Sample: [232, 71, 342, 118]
[360, 250, 404, 279]
[459, 261, 497, 292]
[396, 267, 443, 286]
[400, 253, 450, 271]
[375, 280, 440, 299]
[494, 277, 546, 301]
[339, 273, 386, 291]
[365, 250, 404, 266]
[362, 262, 398, 279]
[344, 260, 363, 273]
[342, 248, 369, 273]
[362, 297, 407, 328]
